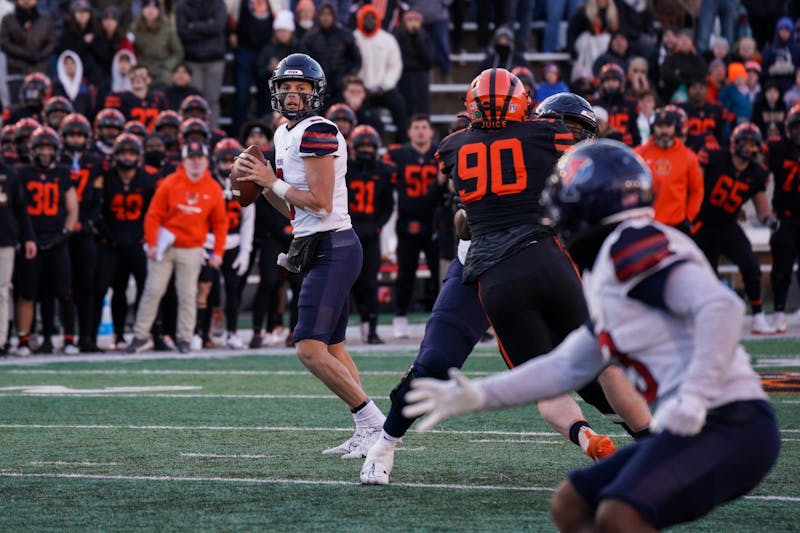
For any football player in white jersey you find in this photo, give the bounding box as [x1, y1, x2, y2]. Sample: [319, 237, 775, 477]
[403, 139, 780, 531]
[233, 53, 385, 458]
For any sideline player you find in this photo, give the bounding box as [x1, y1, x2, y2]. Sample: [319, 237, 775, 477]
[360, 92, 652, 485]
[233, 53, 385, 458]
[404, 140, 780, 532]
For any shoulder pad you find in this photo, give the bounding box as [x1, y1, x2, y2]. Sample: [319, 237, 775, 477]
[610, 225, 672, 282]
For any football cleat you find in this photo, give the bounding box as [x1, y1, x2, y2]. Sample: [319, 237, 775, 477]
[16, 343, 32, 357]
[37, 339, 54, 354]
[270, 325, 290, 345]
[226, 333, 245, 349]
[393, 316, 409, 339]
[366, 333, 385, 345]
[322, 432, 361, 456]
[125, 337, 153, 354]
[190, 335, 203, 352]
[248, 333, 264, 349]
[751, 312, 776, 335]
[582, 428, 616, 462]
[342, 426, 383, 459]
[63, 342, 79, 356]
[177, 340, 192, 354]
[360, 439, 396, 485]
[773, 312, 788, 334]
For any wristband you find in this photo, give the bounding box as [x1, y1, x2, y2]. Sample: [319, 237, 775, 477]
[271, 179, 291, 200]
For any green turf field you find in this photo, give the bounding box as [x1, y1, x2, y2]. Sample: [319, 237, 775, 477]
[0, 339, 798, 531]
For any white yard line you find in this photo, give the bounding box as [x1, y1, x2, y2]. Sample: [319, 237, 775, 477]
[1, 369, 491, 376]
[0, 393, 337, 399]
[180, 453, 278, 459]
[468, 439, 561, 444]
[0, 471, 797, 502]
[28, 461, 118, 466]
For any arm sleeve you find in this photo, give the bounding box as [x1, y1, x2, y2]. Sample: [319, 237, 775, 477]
[477, 326, 608, 410]
[299, 122, 339, 157]
[662, 261, 745, 405]
[685, 153, 704, 221]
[238, 204, 255, 255]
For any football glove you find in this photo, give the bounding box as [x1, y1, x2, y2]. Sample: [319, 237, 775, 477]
[232, 250, 250, 276]
[402, 368, 486, 432]
[762, 215, 780, 234]
[651, 393, 706, 436]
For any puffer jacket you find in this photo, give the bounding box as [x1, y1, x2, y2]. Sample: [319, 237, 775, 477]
[130, 15, 184, 86]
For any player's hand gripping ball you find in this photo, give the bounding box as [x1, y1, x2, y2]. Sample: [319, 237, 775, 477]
[231, 144, 268, 207]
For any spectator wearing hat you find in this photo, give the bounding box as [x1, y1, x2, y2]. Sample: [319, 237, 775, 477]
[176, 0, 226, 129]
[56, 0, 97, 82]
[126, 140, 228, 354]
[0, 0, 56, 104]
[745, 61, 762, 105]
[256, 10, 302, 115]
[130, 0, 184, 88]
[761, 17, 800, 94]
[394, 10, 432, 115]
[720, 62, 752, 125]
[302, 1, 361, 109]
[353, 4, 407, 143]
[53, 49, 96, 118]
[592, 30, 631, 78]
[476, 25, 528, 74]
[93, 0, 132, 29]
[536, 63, 570, 102]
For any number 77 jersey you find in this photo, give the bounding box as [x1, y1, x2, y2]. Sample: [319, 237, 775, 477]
[435, 119, 574, 238]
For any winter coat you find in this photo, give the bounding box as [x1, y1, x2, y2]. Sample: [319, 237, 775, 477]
[301, 22, 361, 92]
[130, 15, 184, 87]
[176, 0, 227, 62]
[0, 6, 55, 75]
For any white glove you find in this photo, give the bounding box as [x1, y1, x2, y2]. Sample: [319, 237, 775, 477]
[651, 393, 707, 436]
[232, 251, 250, 276]
[402, 368, 486, 432]
[276, 252, 300, 273]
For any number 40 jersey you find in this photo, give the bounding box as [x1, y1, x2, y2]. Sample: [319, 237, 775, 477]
[436, 119, 574, 281]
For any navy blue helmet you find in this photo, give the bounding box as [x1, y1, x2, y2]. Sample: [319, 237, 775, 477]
[534, 92, 598, 139]
[269, 53, 327, 121]
[545, 139, 653, 266]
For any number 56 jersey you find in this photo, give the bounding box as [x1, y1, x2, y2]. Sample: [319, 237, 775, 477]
[435, 119, 574, 281]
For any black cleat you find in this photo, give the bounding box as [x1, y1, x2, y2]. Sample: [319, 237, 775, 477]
[37, 339, 54, 354]
[249, 333, 263, 349]
[366, 333, 385, 345]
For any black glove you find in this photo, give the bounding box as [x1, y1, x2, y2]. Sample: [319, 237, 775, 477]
[674, 219, 693, 235]
[763, 215, 780, 233]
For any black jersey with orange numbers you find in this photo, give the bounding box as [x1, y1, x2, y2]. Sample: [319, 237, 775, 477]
[436, 119, 574, 281]
[385, 144, 443, 235]
[16, 164, 74, 240]
[0, 163, 35, 246]
[97, 166, 158, 245]
[696, 149, 767, 227]
[679, 101, 727, 153]
[589, 94, 640, 146]
[767, 139, 800, 220]
[61, 151, 104, 229]
[345, 158, 395, 237]
[104, 90, 167, 131]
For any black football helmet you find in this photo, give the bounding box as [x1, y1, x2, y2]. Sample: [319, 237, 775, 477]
[42, 96, 74, 129]
[60, 113, 92, 151]
[154, 110, 182, 144]
[213, 137, 244, 163]
[180, 94, 211, 121]
[348, 124, 380, 161]
[730, 122, 763, 161]
[124, 120, 148, 140]
[20, 72, 52, 109]
[545, 139, 653, 268]
[112, 133, 143, 170]
[599, 63, 625, 96]
[29, 126, 62, 169]
[269, 53, 327, 120]
[535, 93, 598, 140]
[94, 108, 126, 144]
[180, 117, 211, 143]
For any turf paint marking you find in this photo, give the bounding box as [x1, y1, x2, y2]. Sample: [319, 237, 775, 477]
[468, 439, 561, 445]
[0, 386, 201, 394]
[0, 472, 797, 502]
[2, 369, 491, 377]
[0, 392, 335, 399]
[180, 453, 278, 459]
[28, 461, 118, 466]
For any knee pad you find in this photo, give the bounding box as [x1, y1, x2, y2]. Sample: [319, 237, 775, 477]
[389, 365, 417, 411]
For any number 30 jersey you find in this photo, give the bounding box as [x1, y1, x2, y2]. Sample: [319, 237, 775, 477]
[435, 119, 573, 281]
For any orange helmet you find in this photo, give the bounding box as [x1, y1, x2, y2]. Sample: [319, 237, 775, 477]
[464, 68, 529, 128]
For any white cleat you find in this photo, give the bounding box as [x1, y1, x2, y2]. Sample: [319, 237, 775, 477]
[190, 335, 204, 351]
[63, 343, 79, 355]
[322, 432, 362, 456]
[226, 333, 245, 349]
[360, 439, 396, 485]
[393, 316, 409, 339]
[773, 312, 788, 334]
[751, 312, 776, 335]
[342, 426, 383, 459]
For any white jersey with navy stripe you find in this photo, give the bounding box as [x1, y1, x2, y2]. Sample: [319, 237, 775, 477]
[273, 115, 351, 238]
[584, 218, 766, 411]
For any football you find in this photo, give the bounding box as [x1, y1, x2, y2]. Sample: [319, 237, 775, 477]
[231, 144, 265, 207]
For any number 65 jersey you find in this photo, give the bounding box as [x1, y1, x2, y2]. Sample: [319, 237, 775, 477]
[585, 218, 767, 410]
[435, 119, 574, 282]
